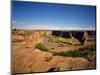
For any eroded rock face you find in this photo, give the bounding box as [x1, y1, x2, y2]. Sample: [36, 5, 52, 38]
[71, 58, 90, 70]
[12, 30, 44, 48]
[12, 30, 95, 74]
[83, 31, 96, 47]
[12, 35, 24, 42]
[52, 31, 71, 38]
[24, 31, 44, 48]
[48, 56, 90, 71]
[12, 30, 25, 42]
[12, 46, 90, 74]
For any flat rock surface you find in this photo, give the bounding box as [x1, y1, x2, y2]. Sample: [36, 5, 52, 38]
[12, 45, 90, 73]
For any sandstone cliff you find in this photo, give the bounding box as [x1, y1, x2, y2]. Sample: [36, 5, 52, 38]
[12, 30, 44, 48]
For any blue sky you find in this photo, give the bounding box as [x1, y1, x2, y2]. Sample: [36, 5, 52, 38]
[12, 1, 96, 30]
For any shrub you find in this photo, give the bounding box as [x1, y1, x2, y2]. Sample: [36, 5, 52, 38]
[53, 50, 85, 57]
[35, 43, 49, 51]
[53, 46, 95, 57]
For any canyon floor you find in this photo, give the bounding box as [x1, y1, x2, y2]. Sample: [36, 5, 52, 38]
[12, 29, 96, 74]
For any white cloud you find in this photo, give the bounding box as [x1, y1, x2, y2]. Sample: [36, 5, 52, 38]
[11, 22, 95, 30]
[30, 24, 95, 30]
[12, 21, 24, 29]
[12, 21, 24, 25]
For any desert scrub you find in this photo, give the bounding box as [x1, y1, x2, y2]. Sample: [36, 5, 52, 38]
[47, 35, 61, 43]
[46, 35, 81, 45]
[35, 43, 49, 51]
[61, 38, 81, 45]
[53, 46, 95, 58]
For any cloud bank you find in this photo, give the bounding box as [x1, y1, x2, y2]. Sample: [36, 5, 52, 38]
[12, 21, 95, 30]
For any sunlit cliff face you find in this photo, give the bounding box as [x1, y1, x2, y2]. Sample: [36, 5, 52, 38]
[12, 29, 95, 48]
[12, 30, 52, 48]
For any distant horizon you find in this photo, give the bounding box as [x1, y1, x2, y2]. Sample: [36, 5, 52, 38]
[12, 27, 96, 31]
[12, 1, 96, 30]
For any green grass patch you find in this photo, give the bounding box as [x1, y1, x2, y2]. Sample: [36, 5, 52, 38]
[53, 45, 95, 57]
[46, 35, 81, 45]
[35, 43, 49, 51]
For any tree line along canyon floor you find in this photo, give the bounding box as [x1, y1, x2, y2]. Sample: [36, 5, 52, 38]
[12, 29, 96, 74]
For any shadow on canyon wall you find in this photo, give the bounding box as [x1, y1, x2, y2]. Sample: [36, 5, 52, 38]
[52, 30, 95, 44]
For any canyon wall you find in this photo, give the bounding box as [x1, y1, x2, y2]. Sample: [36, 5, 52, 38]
[12, 29, 52, 48]
[52, 30, 96, 44]
[12, 29, 95, 47]
[24, 31, 43, 47]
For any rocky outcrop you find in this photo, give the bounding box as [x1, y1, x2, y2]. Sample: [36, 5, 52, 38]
[83, 31, 96, 47]
[12, 29, 96, 74]
[12, 30, 45, 48]
[12, 35, 24, 42]
[48, 56, 90, 71]
[52, 31, 95, 45]
[24, 30, 52, 48]
[24, 31, 44, 48]
[12, 30, 25, 42]
[12, 46, 90, 74]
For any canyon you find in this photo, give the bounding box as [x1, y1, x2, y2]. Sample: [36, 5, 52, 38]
[12, 29, 96, 74]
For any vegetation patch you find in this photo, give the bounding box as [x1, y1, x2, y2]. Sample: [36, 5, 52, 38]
[35, 43, 49, 51]
[53, 45, 95, 58]
[46, 35, 81, 45]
